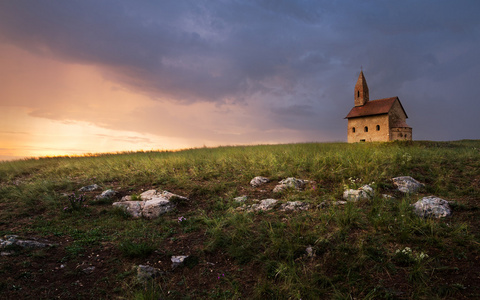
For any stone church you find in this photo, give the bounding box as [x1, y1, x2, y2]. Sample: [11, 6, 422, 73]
[345, 71, 412, 143]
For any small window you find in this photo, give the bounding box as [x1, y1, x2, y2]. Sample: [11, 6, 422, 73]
[352, 127, 356, 133]
[364, 126, 368, 132]
[399, 133, 403, 137]
[360, 139, 366, 142]
[357, 91, 360, 98]
[376, 125, 380, 131]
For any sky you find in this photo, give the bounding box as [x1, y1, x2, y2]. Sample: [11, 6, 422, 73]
[1, 0, 479, 161]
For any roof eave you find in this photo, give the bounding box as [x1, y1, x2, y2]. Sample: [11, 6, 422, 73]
[345, 112, 389, 119]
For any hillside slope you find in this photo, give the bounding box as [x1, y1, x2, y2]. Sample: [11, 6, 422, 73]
[0, 141, 479, 299]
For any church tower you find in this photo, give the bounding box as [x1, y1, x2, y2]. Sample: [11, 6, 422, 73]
[354, 70, 369, 107]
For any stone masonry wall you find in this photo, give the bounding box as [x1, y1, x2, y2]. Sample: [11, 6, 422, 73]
[347, 115, 390, 143]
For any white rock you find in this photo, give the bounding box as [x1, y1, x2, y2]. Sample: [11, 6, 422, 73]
[250, 199, 278, 211]
[343, 184, 374, 201]
[95, 189, 116, 200]
[120, 195, 132, 201]
[142, 198, 174, 219]
[79, 184, 101, 192]
[279, 201, 310, 211]
[171, 255, 189, 269]
[112, 201, 145, 218]
[234, 196, 248, 203]
[392, 176, 425, 194]
[273, 177, 306, 192]
[162, 191, 189, 202]
[250, 176, 270, 187]
[140, 189, 158, 200]
[412, 196, 452, 218]
[137, 265, 163, 281]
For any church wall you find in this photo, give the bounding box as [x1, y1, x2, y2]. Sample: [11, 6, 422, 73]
[390, 127, 412, 141]
[388, 100, 412, 141]
[347, 115, 390, 143]
[388, 100, 408, 128]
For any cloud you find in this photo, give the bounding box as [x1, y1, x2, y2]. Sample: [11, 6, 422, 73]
[0, 0, 479, 150]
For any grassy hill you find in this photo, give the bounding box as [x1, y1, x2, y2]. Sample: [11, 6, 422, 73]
[0, 141, 479, 299]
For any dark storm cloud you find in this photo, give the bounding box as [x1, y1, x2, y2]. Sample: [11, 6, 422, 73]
[0, 0, 479, 141]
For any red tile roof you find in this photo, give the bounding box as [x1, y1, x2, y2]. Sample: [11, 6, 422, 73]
[345, 97, 403, 119]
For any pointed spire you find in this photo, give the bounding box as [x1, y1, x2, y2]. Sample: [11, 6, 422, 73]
[354, 70, 369, 106]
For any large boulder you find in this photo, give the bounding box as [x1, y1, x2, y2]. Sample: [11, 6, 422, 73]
[392, 176, 424, 194]
[343, 184, 374, 201]
[412, 196, 452, 218]
[250, 176, 270, 187]
[273, 177, 306, 193]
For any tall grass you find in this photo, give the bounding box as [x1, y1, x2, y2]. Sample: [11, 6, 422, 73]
[0, 140, 479, 298]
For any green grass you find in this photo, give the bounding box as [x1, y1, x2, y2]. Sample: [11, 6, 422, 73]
[0, 140, 479, 298]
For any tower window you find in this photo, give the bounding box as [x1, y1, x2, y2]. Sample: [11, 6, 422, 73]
[364, 126, 368, 132]
[357, 91, 360, 98]
[376, 125, 380, 131]
[352, 127, 356, 133]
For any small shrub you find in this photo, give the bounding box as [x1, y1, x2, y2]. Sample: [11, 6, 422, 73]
[63, 193, 87, 212]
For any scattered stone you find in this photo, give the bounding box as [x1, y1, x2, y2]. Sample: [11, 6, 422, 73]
[142, 199, 175, 219]
[234, 196, 248, 203]
[171, 255, 189, 269]
[273, 177, 306, 193]
[161, 191, 189, 203]
[0, 235, 53, 250]
[95, 189, 116, 200]
[306, 245, 315, 258]
[137, 265, 164, 281]
[120, 195, 132, 201]
[343, 184, 374, 201]
[412, 196, 452, 218]
[382, 194, 395, 200]
[279, 201, 310, 212]
[249, 199, 278, 211]
[250, 176, 270, 187]
[113, 190, 187, 219]
[392, 176, 424, 194]
[112, 201, 145, 219]
[79, 184, 101, 192]
[82, 266, 95, 274]
[140, 189, 158, 200]
[15, 240, 51, 248]
[334, 201, 347, 206]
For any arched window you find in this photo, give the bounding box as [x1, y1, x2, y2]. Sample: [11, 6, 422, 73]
[352, 127, 356, 133]
[364, 126, 368, 132]
[376, 125, 380, 131]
